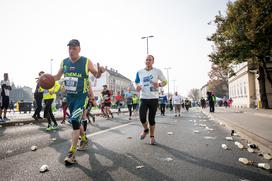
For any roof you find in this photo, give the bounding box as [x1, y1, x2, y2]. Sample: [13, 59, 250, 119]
[106, 69, 131, 82]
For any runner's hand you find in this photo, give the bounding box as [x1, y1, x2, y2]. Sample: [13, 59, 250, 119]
[97, 63, 105, 74]
[136, 85, 142, 91]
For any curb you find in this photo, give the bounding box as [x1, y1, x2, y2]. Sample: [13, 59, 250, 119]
[201, 110, 272, 153]
[0, 111, 128, 127]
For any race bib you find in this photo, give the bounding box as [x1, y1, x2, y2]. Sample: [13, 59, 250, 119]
[64, 77, 78, 92]
[150, 86, 158, 92]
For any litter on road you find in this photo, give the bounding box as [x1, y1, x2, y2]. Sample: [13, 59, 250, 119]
[205, 127, 214, 131]
[248, 144, 258, 149]
[247, 148, 254, 153]
[163, 157, 174, 162]
[6, 150, 13, 154]
[225, 137, 234, 141]
[136, 165, 144, 169]
[257, 163, 270, 170]
[221, 144, 228, 150]
[238, 158, 253, 165]
[235, 141, 244, 149]
[31, 145, 38, 151]
[263, 153, 272, 160]
[40, 165, 49, 173]
[193, 130, 199, 133]
[204, 136, 216, 140]
[167, 132, 173, 135]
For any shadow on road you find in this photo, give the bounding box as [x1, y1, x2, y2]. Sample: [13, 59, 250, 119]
[65, 141, 175, 181]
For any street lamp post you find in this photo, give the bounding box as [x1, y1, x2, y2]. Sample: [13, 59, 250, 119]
[141, 35, 154, 54]
[173, 80, 176, 93]
[50, 59, 53, 74]
[164, 67, 171, 97]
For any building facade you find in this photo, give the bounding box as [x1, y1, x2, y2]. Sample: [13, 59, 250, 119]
[90, 67, 132, 98]
[200, 84, 208, 99]
[228, 62, 272, 108]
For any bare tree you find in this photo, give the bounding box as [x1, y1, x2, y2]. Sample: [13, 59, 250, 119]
[188, 88, 200, 101]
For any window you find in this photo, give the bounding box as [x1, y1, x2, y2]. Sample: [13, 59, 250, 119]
[240, 83, 243, 97]
[244, 82, 247, 96]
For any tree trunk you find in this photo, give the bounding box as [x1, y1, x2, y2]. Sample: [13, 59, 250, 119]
[262, 58, 272, 88]
[258, 65, 269, 109]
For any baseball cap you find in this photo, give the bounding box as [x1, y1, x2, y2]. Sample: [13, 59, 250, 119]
[67, 39, 80, 46]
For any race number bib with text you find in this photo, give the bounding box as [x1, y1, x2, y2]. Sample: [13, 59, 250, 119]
[64, 77, 78, 93]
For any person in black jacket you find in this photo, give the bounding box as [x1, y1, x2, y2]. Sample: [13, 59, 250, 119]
[32, 71, 44, 120]
[0, 73, 12, 121]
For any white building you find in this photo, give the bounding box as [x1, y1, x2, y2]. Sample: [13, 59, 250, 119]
[90, 67, 132, 97]
[228, 61, 272, 108]
[200, 84, 208, 99]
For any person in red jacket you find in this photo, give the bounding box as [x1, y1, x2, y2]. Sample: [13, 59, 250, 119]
[101, 85, 113, 119]
[115, 91, 123, 114]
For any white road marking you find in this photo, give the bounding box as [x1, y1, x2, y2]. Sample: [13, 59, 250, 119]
[87, 122, 136, 138]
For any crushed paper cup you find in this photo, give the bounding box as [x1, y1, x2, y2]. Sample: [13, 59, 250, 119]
[40, 165, 49, 173]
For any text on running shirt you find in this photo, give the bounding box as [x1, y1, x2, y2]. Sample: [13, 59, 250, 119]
[135, 68, 167, 99]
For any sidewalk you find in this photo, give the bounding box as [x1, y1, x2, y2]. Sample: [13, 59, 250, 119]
[0, 109, 128, 127]
[201, 107, 272, 153]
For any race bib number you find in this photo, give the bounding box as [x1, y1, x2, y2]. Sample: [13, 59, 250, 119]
[64, 77, 78, 92]
[150, 86, 158, 92]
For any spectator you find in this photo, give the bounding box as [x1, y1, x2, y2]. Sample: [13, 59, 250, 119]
[32, 71, 44, 120]
[158, 91, 167, 116]
[0, 73, 12, 121]
[200, 97, 206, 109]
[115, 91, 123, 115]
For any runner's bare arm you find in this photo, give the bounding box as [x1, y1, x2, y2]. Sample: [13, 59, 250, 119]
[88, 59, 105, 78]
[53, 67, 63, 81]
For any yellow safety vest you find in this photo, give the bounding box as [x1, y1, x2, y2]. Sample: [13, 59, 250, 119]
[39, 81, 60, 100]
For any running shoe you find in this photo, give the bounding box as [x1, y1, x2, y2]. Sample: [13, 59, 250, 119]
[64, 151, 77, 164]
[140, 128, 149, 140]
[52, 125, 59, 130]
[77, 138, 88, 151]
[150, 136, 156, 145]
[46, 126, 53, 131]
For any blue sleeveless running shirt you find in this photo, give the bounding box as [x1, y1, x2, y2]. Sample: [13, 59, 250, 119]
[62, 56, 89, 95]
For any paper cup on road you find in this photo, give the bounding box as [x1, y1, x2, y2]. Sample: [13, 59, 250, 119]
[136, 165, 144, 169]
[238, 158, 253, 165]
[235, 141, 244, 149]
[225, 137, 234, 141]
[163, 157, 173, 162]
[264, 153, 272, 160]
[221, 144, 228, 150]
[167, 132, 173, 135]
[247, 148, 254, 153]
[193, 130, 199, 133]
[31, 145, 38, 151]
[40, 165, 49, 173]
[257, 163, 270, 170]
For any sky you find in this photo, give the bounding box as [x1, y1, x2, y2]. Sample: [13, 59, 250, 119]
[0, 0, 229, 96]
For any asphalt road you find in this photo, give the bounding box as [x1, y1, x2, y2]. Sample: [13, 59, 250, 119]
[0, 108, 271, 181]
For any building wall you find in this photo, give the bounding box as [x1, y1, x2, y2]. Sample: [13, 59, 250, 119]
[228, 61, 272, 108]
[229, 63, 250, 108]
[90, 70, 132, 98]
[200, 84, 208, 99]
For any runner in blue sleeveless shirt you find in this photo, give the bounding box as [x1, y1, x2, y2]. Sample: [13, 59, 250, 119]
[53, 39, 105, 164]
